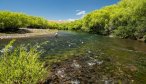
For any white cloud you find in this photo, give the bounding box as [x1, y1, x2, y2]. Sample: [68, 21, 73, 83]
[58, 20, 63, 21]
[61, 10, 86, 22]
[67, 18, 76, 21]
[76, 10, 86, 16]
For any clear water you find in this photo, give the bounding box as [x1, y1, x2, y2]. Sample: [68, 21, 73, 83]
[0, 30, 146, 83]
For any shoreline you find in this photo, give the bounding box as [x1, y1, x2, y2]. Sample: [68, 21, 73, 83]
[0, 28, 58, 39]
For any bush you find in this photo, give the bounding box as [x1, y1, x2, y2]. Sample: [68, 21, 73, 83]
[27, 16, 49, 29]
[0, 40, 48, 84]
[113, 26, 136, 39]
[0, 11, 29, 31]
[55, 0, 146, 41]
[0, 11, 50, 31]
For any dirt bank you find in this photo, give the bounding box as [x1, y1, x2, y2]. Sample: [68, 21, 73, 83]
[0, 28, 58, 39]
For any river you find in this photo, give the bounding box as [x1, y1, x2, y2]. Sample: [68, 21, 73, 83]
[0, 30, 146, 84]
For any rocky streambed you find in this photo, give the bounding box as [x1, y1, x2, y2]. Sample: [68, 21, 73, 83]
[45, 53, 137, 84]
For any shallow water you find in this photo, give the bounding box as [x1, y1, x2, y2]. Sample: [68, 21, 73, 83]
[0, 30, 146, 83]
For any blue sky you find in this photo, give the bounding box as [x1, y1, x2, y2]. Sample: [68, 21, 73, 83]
[0, 0, 119, 20]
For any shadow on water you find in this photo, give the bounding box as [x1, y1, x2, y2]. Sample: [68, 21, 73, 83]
[0, 30, 146, 84]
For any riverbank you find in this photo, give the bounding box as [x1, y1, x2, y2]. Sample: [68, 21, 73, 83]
[0, 28, 58, 39]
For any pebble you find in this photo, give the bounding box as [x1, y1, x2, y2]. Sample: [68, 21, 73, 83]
[88, 62, 96, 66]
[71, 60, 81, 68]
[56, 68, 65, 78]
[71, 79, 80, 84]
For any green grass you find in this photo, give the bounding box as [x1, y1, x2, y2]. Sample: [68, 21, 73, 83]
[0, 40, 48, 84]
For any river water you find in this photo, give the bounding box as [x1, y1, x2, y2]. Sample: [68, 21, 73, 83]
[0, 30, 146, 84]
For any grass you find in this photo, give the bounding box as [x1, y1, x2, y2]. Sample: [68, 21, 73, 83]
[0, 40, 48, 84]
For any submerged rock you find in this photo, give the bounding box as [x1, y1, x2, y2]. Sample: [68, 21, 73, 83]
[96, 60, 103, 65]
[81, 41, 84, 44]
[109, 35, 114, 38]
[55, 68, 66, 78]
[88, 50, 91, 54]
[46, 55, 135, 84]
[68, 44, 71, 47]
[104, 80, 112, 84]
[71, 79, 80, 84]
[71, 60, 81, 69]
[55, 32, 58, 38]
[87, 62, 96, 66]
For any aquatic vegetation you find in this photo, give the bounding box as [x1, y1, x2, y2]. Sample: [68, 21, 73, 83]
[0, 40, 48, 84]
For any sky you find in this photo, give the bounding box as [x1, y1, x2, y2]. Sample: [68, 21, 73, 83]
[0, 0, 119, 21]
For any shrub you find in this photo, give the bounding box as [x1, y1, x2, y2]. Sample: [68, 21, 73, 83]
[0, 40, 48, 84]
[0, 11, 50, 31]
[113, 26, 136, 39]
[55, 0, 146, 41]
[0, 11, 29, 31]
[27, 16, 49, 29]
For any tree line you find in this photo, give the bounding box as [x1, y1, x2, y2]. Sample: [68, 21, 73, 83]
[0, 11, 58, 31]
[57, 0, 146, 41]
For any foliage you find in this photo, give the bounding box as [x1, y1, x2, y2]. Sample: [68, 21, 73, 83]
[56, 20, 83, 30]
[27, 16, 49, 29]
[0, 40, 48, 84]
[0, 11, 50, 31]
[56, 0, 146, 41]
[0, 11, 29, 31]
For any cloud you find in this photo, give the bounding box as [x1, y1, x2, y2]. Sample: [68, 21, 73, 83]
[60, 10, 86, 22]
[58, 20, 62, 21]
[76, 10, 86, 16]
[67, 18, 76, 21]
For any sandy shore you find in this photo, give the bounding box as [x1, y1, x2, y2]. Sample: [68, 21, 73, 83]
[0, 28, 58, 39]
